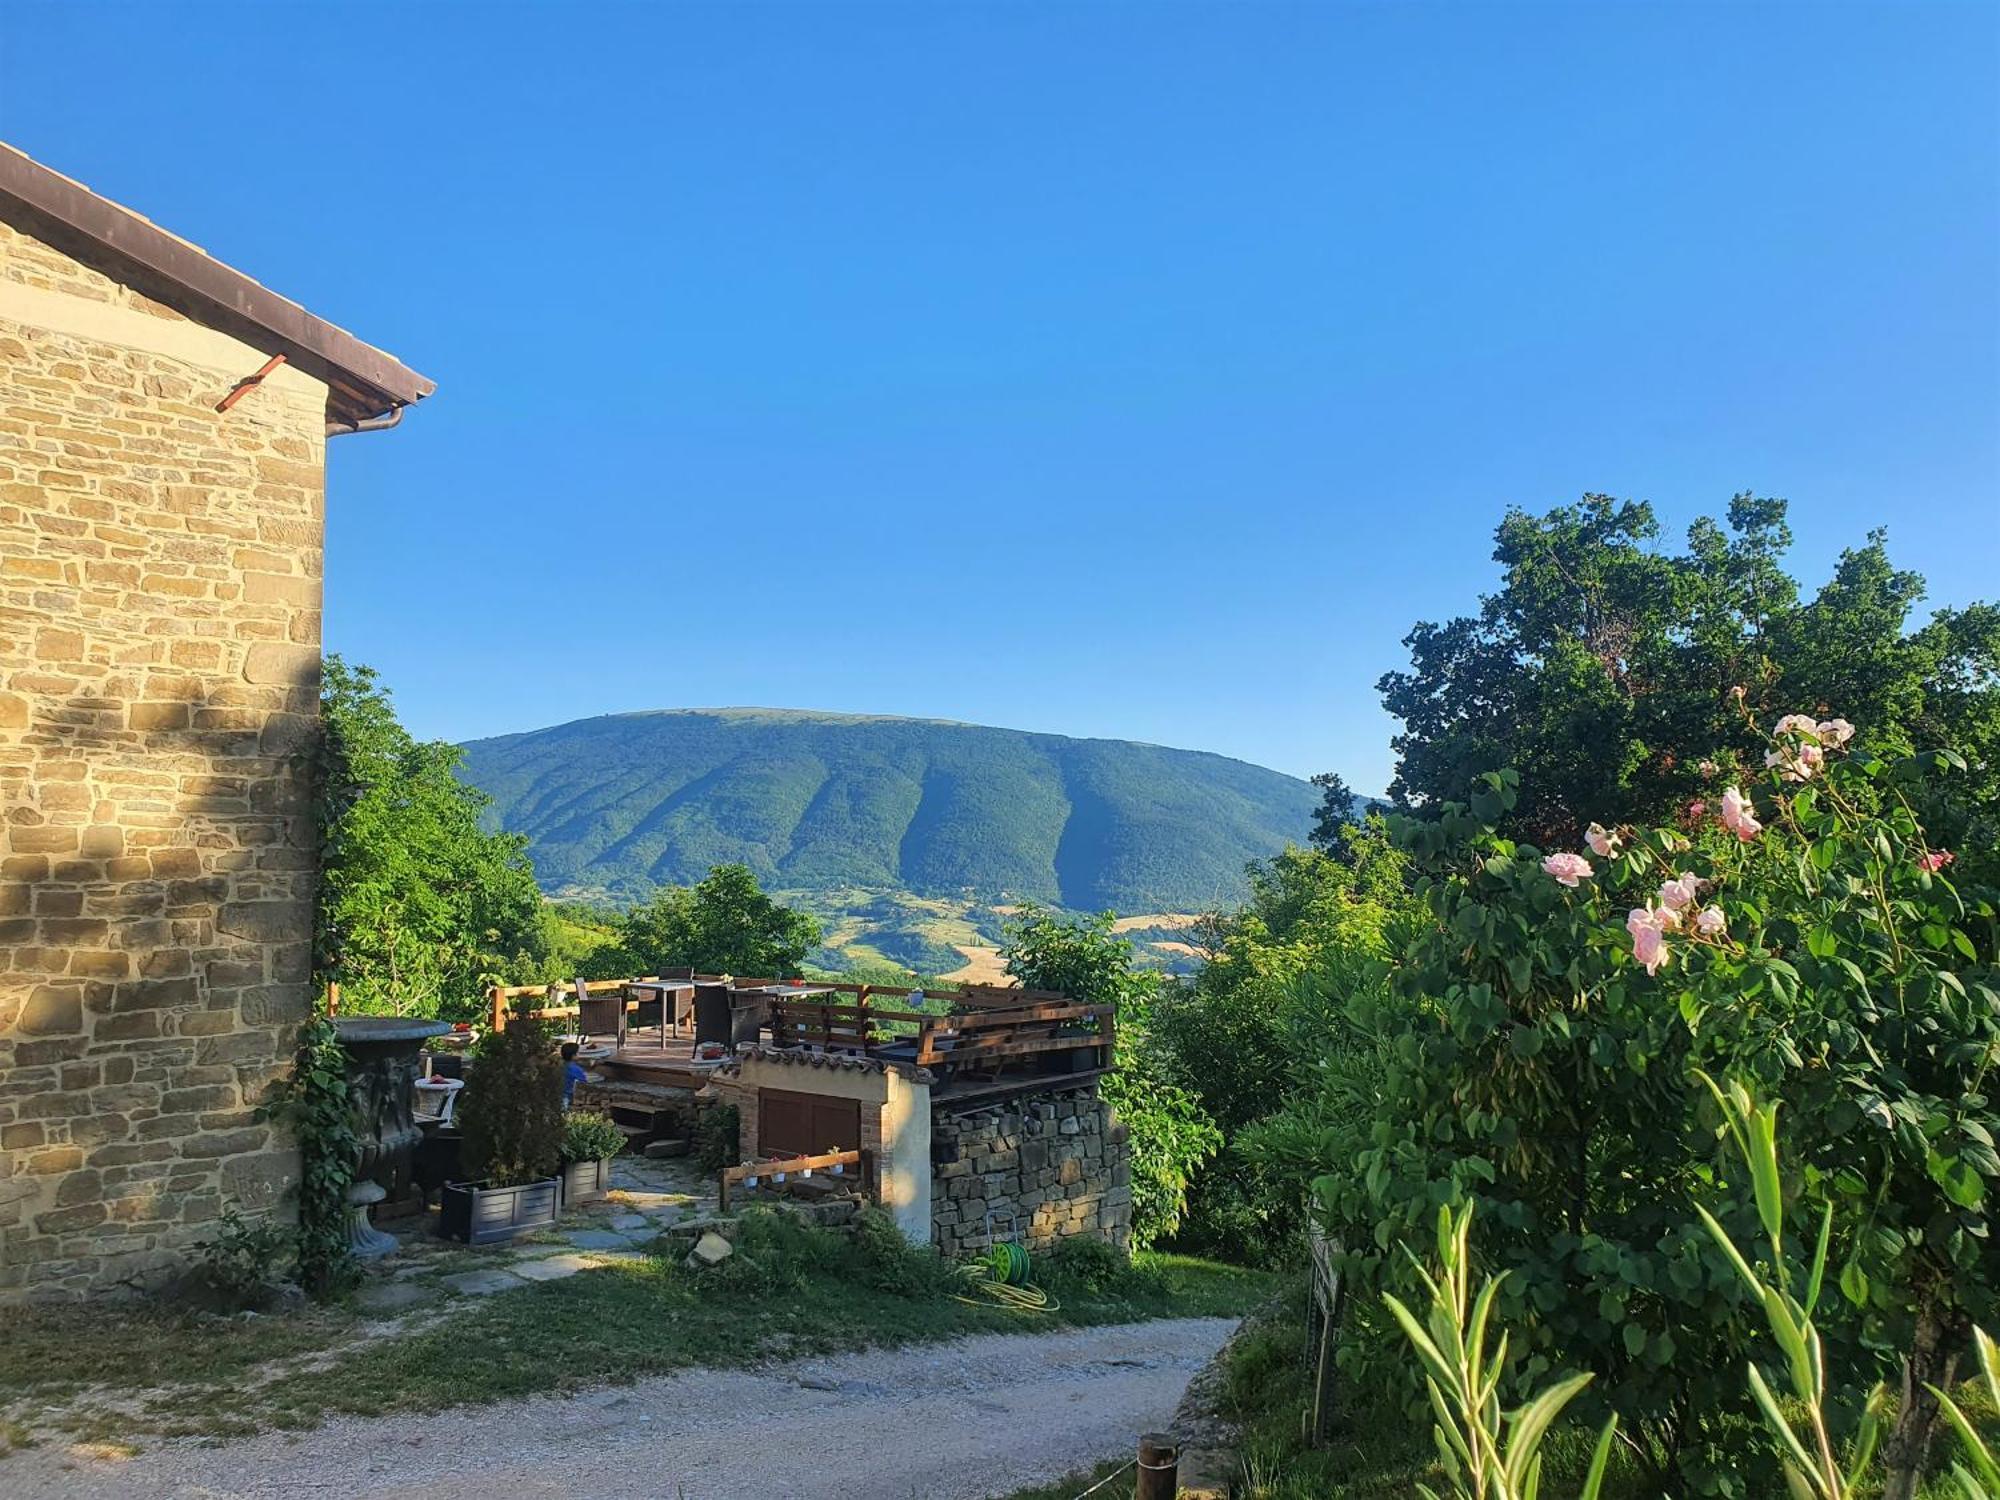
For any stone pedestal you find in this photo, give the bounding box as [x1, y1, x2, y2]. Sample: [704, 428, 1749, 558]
[334, 1018, 452, 1260]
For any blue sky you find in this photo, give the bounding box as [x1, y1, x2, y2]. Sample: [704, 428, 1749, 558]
[5, 3, 1994, 793]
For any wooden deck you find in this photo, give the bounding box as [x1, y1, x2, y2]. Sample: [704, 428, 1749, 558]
[492, 975, 1117, 1095]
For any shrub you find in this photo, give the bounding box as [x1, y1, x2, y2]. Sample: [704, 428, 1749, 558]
[560, 1111, 626, 1164]
[187, 1206, 295, 1312]
[458, 1011, 565, 1187]
[1045, 1234, 1131, 1296]
[1295, 708, 1999, 1493]
[848, 1207, 954, 1298]
[695, 1103, 741, 1173]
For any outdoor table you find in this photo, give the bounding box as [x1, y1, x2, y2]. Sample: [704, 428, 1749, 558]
[623, 980, 697, 1040]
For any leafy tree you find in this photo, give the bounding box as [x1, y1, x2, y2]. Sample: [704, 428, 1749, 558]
[617, 863, 820, 976]
[1309, 770, 1363, 861]
[313, 658, 546, 1021]
[1000, 904, 1220, 1247]
[1377, 495, 1999, 846]
[1158, 832, 1410, 1260]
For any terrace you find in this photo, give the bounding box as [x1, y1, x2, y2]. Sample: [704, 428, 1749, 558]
[483, 973, 1117, 1106]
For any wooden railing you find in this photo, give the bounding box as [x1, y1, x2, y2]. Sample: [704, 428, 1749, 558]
[485, 975, 1116, 1076]
[717, 1148, 873, 1212]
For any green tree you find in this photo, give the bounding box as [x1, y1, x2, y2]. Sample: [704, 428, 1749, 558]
[1309, 770, 1363, 861]
[617, 863, 820, 976]
[1378, 495, 1998, 846]
[1157, 833, 1409, 1260]
[313, 658, 545, 1021]
[1000, 904, 1221, 1247]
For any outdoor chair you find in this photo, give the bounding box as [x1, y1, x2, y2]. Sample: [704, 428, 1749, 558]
[575, 978, 625, 1047]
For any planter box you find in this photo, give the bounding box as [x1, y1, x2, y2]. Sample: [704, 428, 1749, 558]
[438, 1177, 560, 1245]
[561, 1156, 613, 1206]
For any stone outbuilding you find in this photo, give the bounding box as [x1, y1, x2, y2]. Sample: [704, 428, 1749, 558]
[705, 1046, 1131, 1257]
[0, 144, 432, 1299]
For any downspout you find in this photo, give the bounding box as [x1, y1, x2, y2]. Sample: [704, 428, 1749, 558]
[326, 405, 405, 439]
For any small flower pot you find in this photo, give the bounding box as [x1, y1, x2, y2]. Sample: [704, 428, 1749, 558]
[561, 1156, 613, 1207]
[437, 1177, 561, 1245]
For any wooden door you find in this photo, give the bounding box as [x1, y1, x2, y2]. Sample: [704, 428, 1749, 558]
[758, 1089, 862, 1158]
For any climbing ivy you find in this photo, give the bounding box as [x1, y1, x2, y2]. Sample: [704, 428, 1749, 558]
[263, 1014, 358, 1297]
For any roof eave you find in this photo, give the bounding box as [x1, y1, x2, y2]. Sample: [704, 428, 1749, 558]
[0, 144, 435, 425]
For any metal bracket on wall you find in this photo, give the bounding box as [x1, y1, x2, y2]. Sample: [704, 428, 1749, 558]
[215, 352, 287, 413]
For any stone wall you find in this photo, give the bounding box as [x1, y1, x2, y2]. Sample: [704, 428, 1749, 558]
[930, 1086, 1131, 1259]
[0, 217, 328, 1299]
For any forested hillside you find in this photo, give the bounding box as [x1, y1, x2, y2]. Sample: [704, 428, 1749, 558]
[457, 709, 1322, 911]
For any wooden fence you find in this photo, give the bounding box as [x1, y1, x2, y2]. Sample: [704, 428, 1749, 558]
[717, 1147, 873, 1212]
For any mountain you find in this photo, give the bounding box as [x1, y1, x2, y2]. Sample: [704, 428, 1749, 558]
[457, 708, 1322, 913]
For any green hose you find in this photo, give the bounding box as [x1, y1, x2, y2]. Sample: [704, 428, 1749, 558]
[956, 1241, 1056, 1312]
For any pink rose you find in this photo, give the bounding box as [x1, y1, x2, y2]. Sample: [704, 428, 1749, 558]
[1626, 906, 1670, 975]
[1774, 713, 1820, 738]
[1920, 849, 1955, 873]
[1584, 823, 1619, 858]
[1658, 872, 1702, 911]
[1543, 851, 1594, 888]
[1816, 717, 1854, 746]
[1765, 742, 1823, 782]
[1698, 759, 1719, 778]
[1695, 904, 1727, 937]
[1720, 787, 1763, 841]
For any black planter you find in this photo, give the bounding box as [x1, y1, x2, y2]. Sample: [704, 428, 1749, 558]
[438, 1178, 561, 1245]
[561, 1156, 613, 1206]
[413, 1126, 464, 1202]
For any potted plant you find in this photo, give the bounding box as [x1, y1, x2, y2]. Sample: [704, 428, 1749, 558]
[559, 1111, 626, 1206]
[439, 1012, 565, 1245]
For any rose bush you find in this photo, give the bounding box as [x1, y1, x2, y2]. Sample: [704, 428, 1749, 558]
[1280, 708, 1997, 1494]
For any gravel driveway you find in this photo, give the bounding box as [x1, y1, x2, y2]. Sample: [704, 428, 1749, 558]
[6, 1316, 1236, 1499]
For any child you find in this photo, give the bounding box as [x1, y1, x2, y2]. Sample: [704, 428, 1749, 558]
[560, 1040, 587, 1110]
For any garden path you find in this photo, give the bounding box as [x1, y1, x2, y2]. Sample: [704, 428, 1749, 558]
[8, 1316, 1234, 1499]
[355, 1151, 717, 1309]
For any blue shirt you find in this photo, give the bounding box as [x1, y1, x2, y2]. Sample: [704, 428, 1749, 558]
[564, 1061, 587, 1106]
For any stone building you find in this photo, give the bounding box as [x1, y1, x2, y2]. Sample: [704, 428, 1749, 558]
[703, 1048, 1130, 1256]
[0, 144, 432, 1299]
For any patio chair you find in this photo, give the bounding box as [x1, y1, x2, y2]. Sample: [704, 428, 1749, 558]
[575, 978, 625, 1047]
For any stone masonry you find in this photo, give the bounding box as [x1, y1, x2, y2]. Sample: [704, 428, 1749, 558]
[930, 1086, 1131, 1258]
[0, 216, 329, 1298]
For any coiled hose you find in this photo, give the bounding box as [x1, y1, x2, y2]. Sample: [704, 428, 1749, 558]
[954, 1242, 1057, 1313]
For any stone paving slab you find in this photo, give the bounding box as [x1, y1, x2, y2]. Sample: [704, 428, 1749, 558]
[563, 1229, 637, 1251]
[510, 1253, 604, 1282]
[354, 1281, 434, 1313]
[441, 1268, 527, 1296]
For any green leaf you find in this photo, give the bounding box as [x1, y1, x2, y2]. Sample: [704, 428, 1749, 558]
[1839, 1259, 1870, 1307]
[1929, 1152, 1986, 1209]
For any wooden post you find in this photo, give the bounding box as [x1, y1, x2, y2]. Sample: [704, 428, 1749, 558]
[1136, 1433, 1178, 1500]
[488, 985, 506, 1035]
[324, 981, 340, 1017]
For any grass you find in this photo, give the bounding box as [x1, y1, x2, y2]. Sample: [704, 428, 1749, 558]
[0, 1218, 1271, 1452]
[1032, 1279, 2000, 1500]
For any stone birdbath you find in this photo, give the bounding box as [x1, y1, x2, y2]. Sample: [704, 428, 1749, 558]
[334, 1017, 452, 1259]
